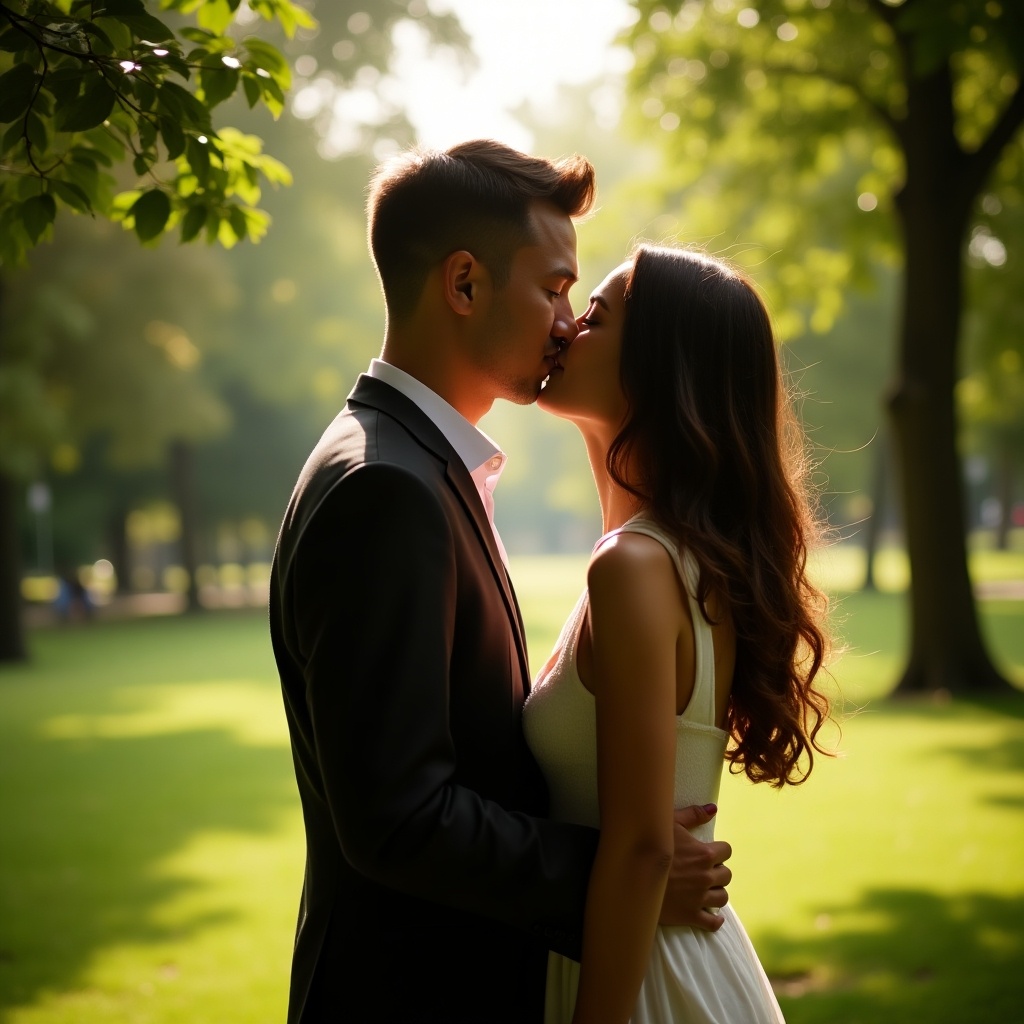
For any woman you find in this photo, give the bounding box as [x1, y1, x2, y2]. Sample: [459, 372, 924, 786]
[523, 244, 832, 1024]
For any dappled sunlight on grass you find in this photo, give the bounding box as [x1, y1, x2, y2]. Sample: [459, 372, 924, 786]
[714, 698, 1024, 1020]
[0, 615, 301, 1024]
[39, 681, 290, 747]
[1, 564, 1022, 1023]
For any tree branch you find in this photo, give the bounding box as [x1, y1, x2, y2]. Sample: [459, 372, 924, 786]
[962, 82, 1024, 202]
[762, 59, 906, 145]
[863, 0, 902, 27]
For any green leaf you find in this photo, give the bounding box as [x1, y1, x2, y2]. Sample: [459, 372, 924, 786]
[134, 77, 156, 111]
[258, 153, 292, 187]
[180, 203, 206, 242]
[242, 73, 261, 108]
[64, 151, 102, 199]
[79, 20, 115, 53]
[138, 116, 157, 150]
[158, 81, 213, 131]
[160, 117, 185, 160]
[43, 65, 87, 107]
[91, 17, 133, 52]
[24, 111, 48, 153]
[179, 28, 217, 45]
[20, 194, 57, 243]
[197, 0, 234, 35]
[199, 66, 239, 108]
[0, 26, 37, 53]
[243, 38, 289, 80]
[82, 126, 124, 163]
[0, 122, 23, 156]
[259, 76, 285, 119]
[149, 51, 190, 80]
[121, 13, 177, 43]
[96, 0, 147, 14]
[132, 152, 152, 176]
[228, 203, 248, 241]
[0, 64, 39, 123]
[130, 188, 171, 241]
[186, 135, 211, 183]
[49, 178, 93, 213]
[58, 78, 117, 132]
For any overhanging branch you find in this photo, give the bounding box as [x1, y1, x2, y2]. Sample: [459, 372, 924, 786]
[962, 82, 1024, 202]
[762, 59, 906, 147]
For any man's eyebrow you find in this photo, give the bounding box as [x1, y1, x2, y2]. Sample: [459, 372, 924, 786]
[549, 265, 579, 283]
[590, 294, 610, 310]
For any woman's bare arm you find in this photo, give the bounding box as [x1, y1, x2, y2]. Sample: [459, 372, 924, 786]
[570, 533, 687, 1024]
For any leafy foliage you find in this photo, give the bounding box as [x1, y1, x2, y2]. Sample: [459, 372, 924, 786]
[0, 0, 310, 265]
[621, 0, 1024, 337]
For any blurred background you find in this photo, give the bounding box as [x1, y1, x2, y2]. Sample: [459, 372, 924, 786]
[1, 1, 1022, 1021]
[8, 0, 1020, 624]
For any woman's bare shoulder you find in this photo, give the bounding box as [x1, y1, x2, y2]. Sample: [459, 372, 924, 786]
[588, 531, 687, 621]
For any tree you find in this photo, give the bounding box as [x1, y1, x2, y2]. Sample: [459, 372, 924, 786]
[624, 0, 1024, 694]
[0, 0, 306, 660]
[0, 0, 470, 660]
[0, 0, 305, 263]
[959, 178, 1024, 548]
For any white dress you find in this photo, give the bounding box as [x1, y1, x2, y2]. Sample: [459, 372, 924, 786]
[522, 518, 785, 1024]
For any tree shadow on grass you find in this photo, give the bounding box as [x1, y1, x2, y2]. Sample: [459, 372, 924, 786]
[0, 612, 300, 1017]
[761, 888, 1024, 1024]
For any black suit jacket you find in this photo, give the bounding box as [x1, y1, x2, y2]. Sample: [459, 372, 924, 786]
[270, 375, 598, 1024]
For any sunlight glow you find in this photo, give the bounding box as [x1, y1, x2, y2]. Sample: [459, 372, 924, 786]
[387, 0, 636, 150]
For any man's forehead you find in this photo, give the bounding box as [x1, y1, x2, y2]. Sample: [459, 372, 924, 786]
[523, 202, 579, 275]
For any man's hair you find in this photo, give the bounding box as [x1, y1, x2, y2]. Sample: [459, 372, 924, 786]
[366, 139, 596, 321]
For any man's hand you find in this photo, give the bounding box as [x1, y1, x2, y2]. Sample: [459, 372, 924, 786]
[658, 803, 732, 931]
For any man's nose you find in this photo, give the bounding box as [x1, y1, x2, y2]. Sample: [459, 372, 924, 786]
[552, 310, 579, 348]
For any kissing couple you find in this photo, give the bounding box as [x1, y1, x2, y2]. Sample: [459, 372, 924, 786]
[270, 139, 831, 1024]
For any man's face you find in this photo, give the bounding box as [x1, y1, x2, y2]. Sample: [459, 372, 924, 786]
[471, 201, 580, 406]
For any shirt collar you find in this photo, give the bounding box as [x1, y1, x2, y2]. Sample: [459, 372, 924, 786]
[368, 358, 506, 477]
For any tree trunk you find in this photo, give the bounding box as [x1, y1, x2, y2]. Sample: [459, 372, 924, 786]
[170, 440, 202, 613]
[106, 502, 131, 594]
[0, 472, 27, 663]
[862, 429, 889, 591]
[994, 436, 1013, 552]
[889, 65, 1011, 694]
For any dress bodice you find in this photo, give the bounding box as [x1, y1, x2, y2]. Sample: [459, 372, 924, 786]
[522, 518, 729, 843]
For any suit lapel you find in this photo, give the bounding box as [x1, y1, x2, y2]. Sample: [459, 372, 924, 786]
[347, 376, 531, 683]
[443, 460, 531, 683]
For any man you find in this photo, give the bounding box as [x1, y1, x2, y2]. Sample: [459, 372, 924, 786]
[270, 140, 732, 1024]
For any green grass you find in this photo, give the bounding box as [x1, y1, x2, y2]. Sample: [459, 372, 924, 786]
[1, 553, 1023, 1023]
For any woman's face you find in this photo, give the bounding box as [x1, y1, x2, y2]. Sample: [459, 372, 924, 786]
[537, 260, 630, 431]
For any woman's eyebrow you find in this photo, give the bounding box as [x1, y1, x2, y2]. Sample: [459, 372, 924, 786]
[589, 294, 610, 310]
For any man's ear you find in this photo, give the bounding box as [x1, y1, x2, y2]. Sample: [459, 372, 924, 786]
[442, 250, 487, 316]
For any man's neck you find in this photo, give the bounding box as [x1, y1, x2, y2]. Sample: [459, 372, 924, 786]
[379, 342, 491, 425]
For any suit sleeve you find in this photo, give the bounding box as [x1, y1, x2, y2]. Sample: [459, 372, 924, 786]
[286, 460, 596, 955]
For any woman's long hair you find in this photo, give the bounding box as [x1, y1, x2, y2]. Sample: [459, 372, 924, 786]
[609, 244, 832, 786]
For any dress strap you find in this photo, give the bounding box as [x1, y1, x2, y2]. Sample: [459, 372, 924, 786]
[601, 518, 717, 727]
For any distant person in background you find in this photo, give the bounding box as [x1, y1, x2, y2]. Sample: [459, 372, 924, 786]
[54, 566, 94, 623]
[525, 244, 834, 1023]
[269, 143, 734, 1024]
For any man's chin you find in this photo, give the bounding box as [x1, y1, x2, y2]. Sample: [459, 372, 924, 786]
[496, 377, 547, 407]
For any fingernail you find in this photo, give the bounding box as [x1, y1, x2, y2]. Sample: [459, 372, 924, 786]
[703, 803, 717, 815]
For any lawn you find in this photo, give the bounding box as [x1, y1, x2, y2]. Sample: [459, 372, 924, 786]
[1, 552, 1022, 1023]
